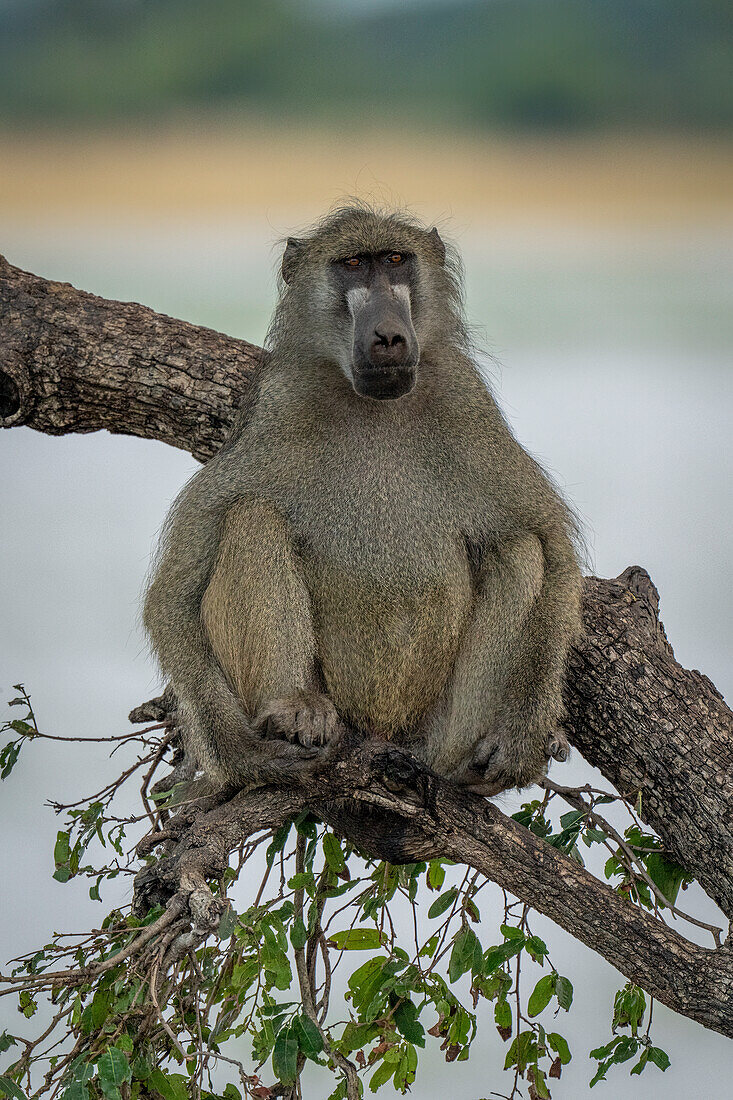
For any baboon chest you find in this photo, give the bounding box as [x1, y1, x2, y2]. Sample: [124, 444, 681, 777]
[255, 437, 476, 733]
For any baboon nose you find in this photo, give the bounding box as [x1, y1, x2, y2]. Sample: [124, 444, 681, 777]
[371, 329, 408, 366]
[374, 328, 405, 349]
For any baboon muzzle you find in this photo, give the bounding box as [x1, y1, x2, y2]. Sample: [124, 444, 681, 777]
[351, 289, 420, 400]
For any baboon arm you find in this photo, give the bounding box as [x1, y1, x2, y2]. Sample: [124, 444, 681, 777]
[201, 496, 318, 714]
[421, 527, 581, 787]
[144, 490, 321, 786]
[142, 485, 252, 782]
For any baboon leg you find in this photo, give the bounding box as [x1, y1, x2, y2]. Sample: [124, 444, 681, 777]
[201, 497, 337, 748]
[420, 529, 579, 793]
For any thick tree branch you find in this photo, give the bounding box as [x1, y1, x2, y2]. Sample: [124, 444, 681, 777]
[3, 254, 733, 1038]
[0, 254, 259, 461]
[570, 568, 733, 920]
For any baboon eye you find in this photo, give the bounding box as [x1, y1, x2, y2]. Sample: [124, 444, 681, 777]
[388, 253, 404, 264]
[343, 257, 361, 268]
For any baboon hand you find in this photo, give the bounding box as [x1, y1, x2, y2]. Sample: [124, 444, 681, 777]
[255, 691, 341, 749]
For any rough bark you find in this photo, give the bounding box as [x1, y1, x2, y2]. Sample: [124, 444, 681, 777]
[0, 254, 259, 461]
[570, 568, 733, 921]
[3, 254, 732, 1039]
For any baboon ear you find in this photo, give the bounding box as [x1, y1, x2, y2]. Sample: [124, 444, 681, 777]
[428, 227, 446, 265]
[282, 237, 304, 284]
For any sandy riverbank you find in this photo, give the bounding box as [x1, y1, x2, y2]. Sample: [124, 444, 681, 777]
[2, 123, 732, 226]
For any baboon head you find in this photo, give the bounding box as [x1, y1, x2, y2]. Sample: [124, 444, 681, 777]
[275, 205, 461, 401]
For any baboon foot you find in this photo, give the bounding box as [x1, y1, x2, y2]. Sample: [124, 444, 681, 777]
[255, 691, 341, 749]
[451, 735, 514, 796]
[453, 732, 550, 796]
[546, 728, 570, 762]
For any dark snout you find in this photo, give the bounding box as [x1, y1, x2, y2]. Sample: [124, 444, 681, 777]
[352, 291, 419, 400]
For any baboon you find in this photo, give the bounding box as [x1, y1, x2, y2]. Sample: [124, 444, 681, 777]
[143, 205, 582, 797]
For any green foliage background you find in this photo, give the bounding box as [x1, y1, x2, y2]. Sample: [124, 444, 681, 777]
[0, 0, 731, 130]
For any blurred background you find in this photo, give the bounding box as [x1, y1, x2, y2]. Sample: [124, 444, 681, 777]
[1, 1, 732, 1097]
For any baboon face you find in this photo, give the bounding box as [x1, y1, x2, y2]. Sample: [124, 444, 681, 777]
[280, 211, 450, 402]
[329, 250, 420, 400]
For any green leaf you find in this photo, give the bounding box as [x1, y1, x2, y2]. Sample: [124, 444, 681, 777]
[613, 983, 646, 1033]
[527, 973, 557, 1018]
[148, 1070, 189, 1100]
[494, 999, 512, 1031]
[483, 939, 524, 973]
[60, 1082, 90, 1100]
[394, 1043, 418, 1090]
[272, 1030, 299, 1085]
[0, 1033, 15, 1054]
[259, 1001, 297, 1017]
[499, 924, 525, 941]
[427, 887, 458, 919]
[217, 906, 238, 940]
[448, 926, 482, 982]
[613, 1036, 639, 1064]
[329, 928, 382, 950]
[340, 1021, 380, 1053]
[231, 956, 259, 992]
[322, 833, 346, 874]
[293, 1014, 324, 1060]
[530, 1066, 551, 1099]
[290, 918, 308, 951]
[266, 822, 292, 867]
[18, 990, 37, 1018]
[0, 741, 21, 779]
[590, 1038, 621, 1061]
[131, 1055, 152, 1081]
[97, 1048, 131, 1099]
[555, 975, 573, 1011]
[647, 1046, 671, 1071]
[369, 1057, 396, 1092]
[394, 1000, 425, 1047]
[0, 1078, 26, 1100]
[504, 1030, 536, 1073]
[427, 859, 446, 890]
[548, 1031, 571, 1064]
[419, 934, 439, 958]
[288, 872, 314, 890]
[525, 935, 548, 961]
[80, 990, 112, 1034]
[630, 1049, 650, 1076]
[54, 830, 71, 867]
[347, 957, 390, 1016]
[644, 853, 687, 907]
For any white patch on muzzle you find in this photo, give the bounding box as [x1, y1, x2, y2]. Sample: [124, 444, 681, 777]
[346, 286, 370, 316]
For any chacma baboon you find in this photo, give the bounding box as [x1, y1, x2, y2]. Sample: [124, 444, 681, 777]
[143, 204, 582, 796]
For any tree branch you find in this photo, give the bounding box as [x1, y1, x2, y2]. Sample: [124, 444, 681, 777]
[130, 736, 733, 1040]
[0, 253, 259, 461]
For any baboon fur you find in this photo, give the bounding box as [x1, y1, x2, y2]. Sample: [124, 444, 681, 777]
[143, 204, 582, 796]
